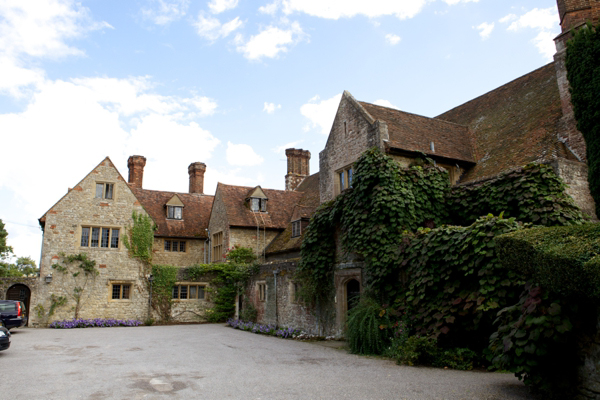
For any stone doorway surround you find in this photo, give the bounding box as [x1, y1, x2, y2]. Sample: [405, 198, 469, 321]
[334, 267, 362, 334]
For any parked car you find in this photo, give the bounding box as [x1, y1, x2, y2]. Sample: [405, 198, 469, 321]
[0, 327, 10, 351]
[0, 300, 28, 330]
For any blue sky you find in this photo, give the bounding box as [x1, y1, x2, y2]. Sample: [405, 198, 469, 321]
[0, 0, 560, 261]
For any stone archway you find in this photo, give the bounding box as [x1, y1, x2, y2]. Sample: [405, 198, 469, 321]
[334, 268, 362, 335]
[6, 284, 31, 326]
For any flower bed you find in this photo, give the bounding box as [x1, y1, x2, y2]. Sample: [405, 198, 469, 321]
[226, 319, 302, 339]
[49, 318, 143, 329]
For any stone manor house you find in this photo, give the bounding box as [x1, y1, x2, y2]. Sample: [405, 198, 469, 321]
[5, 0, 597, 333]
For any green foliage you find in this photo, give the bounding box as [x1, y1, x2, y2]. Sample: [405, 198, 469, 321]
[496, 223, 600, 299]
[566, 23, 600, 217]
[150, 265, 178, 322]
[448, 164, 585, 226]
[0, 218, 12, 259]
[225, 245, 257, 264]
[51, 253, 99, 319]
[239, 301, 258, 323]
[434, 347, 479, 370]
[488, 284, 579, 398]
[124, 212, 156, 264]
[387, 334, 478, 370]
[346, 298, 393, 355]
[397, 215, 526, 350]
[35, 294, 67, 325]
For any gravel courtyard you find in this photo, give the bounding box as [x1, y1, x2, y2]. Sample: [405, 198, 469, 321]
[2, 324, 536, 399]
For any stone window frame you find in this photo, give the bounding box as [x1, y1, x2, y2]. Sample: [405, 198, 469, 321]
[257, 281, 267, 302]
[109, 281, 133, 302]
[289, 281, 301, 304]
[334, 164, 354, 195]
[164, 239, 186, 253]
[172, 282, 208, 301]
[212, 232, 224, 263]
[80, 225, 121, 249]
[167, 205, 183, 220]
[95, 182, 115, 200]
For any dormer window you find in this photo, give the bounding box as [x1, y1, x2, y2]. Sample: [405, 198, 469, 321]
[292, 220, 301, 238]
[167, 205, 182, 220]
[250, 198, 267, 212]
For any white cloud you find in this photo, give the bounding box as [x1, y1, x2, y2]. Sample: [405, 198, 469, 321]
[263, 102, 282, 113]
[500, 7, 559, 60]
[385, 34, 401, 45]
[236, 22, 305, 60]
[443, 0, 479, 5]
[141, 0, 189, 25]
[226, 142, 264, 166]
[280, 0, 427, 20]
[193, 13, 243, 41]
[475, 22, 494, 40]
[300, 93, 342, 135]
[272, 141, 304, 154]
[259, 2, 279, 15]
[208, 0, 239, 14]
[373, 99, 399, 109]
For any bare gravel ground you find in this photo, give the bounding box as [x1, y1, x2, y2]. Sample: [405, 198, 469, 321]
[1, 324, 536, 399]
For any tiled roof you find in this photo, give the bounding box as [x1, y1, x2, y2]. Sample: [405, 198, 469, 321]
[131, 188, 213, 239]
[216, 183, 303, 229]
[359, 102, 475, 163]
[266, 173, 320, 255]
[436, 62, 576, 182]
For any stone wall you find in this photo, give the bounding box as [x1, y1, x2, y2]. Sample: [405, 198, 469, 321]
[152, 237, 208, 266]
[551, 158, 598, 220]
[230, 227, 279, 261]
[207, 188, 229, 262]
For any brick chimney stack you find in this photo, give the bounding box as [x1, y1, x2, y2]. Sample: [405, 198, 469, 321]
[553, 0, 600, 162]
[285, 148, 310, 191]
[188, 162, 206, 194]
[127, 155, 146, 188]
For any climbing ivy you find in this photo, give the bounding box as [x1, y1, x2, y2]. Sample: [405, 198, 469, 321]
[150, 265, 178, 322]
[448, 164, 585, 226]
[566, 22, 600, 217]
[51, 253, 99, 319]
[124, 211, 156, 264]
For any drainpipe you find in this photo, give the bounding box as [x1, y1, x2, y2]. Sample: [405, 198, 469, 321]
[273, 268, 279, 327]
[205, 229, 210, 263]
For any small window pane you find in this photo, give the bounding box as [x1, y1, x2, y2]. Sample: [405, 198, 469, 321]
[165, 240, 171, 251]
[190, 286, 197, 299]
[180, 242, 186, 252]
[198, 286, 205, 299]
[111, 229, 119, 248]
[172, 286, 179, 299]
[180, 285, 188, 299]
[261, 199, 267, 212]
[172, 241, 179, 252]
[105, 184, 113, 199]
[101, 228, 110, 248]
[81, 227, 90, 247]
[95, 184, 103, 198]
[122, 285, 130, 299]
[112, 285, 121, 300]
[348, 168, 353, 188]
[91, 228, 100, 247]
[174, 206, 182, 219]
[251, 198, 259, 211]
[340, 171, 346, 191]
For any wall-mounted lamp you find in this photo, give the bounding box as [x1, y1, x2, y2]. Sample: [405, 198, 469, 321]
[45, 274, 53, 284]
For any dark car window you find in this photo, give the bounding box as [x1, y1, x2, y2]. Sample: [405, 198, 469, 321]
[0, 303, 16, 312]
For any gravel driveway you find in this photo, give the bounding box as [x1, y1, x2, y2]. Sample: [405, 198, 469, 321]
[2, 324, 536, 399]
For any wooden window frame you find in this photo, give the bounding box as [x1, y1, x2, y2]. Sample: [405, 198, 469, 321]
[164, 240, 186, 252]
[81, 226, 120, 249]
[172, 283, 208, 301]
[291, 220, 301, 238]
[167, 205, 183, 220]
[250, 198, 267, 212]
[95, 182, 114, 200]
[109, 282, 132, 301]
[335, 165, 354, 195]
[212, 232, 223, 262]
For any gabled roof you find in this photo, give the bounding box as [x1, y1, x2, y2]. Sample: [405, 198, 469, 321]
[216, 183, 303, 229]
[39, 157, 126, 227]
[266, 172, 320, 255]
[357, 101, 475, 164]
[131, 188, 213, 239]
[436, 62, 577, 182]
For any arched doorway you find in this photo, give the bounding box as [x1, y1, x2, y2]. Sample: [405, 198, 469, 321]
[346, 279, 360, 312]
[6, 284, 31, 326]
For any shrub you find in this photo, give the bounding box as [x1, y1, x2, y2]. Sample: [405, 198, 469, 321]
[433, 347, 479, 371]
[239, 302, 258, 323]
[346, 298, 392, 355]
[392, 336, 438, 366]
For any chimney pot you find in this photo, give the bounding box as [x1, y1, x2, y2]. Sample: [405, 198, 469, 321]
[189, 162, 206, 194]
[127, 155, 146, 189]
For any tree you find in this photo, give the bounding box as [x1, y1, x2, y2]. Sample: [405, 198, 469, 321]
[0, 219, 13, 260]
[566, 23, 600, 217]
[15, 257, 38, 276]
